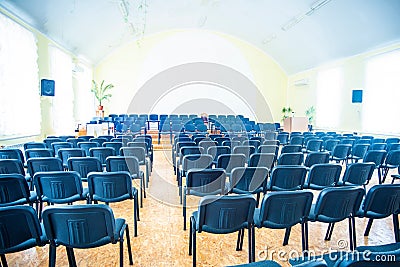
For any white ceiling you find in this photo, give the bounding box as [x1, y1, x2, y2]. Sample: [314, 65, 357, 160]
[1, 0, 400, 74]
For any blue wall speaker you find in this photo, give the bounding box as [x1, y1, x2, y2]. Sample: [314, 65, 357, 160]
[40, 79, 55, 96]
[352, 89, 363, 103]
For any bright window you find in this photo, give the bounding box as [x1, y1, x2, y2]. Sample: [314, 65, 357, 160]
[49, 46, 74, 135]
[73, 63, 94, 123]
[316, 68, 343, 128]
[363, 50, 400, 134]
[0, 13, 40, 139]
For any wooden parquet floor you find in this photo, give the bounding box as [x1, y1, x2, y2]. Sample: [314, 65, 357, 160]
[5, 150, 397, 267]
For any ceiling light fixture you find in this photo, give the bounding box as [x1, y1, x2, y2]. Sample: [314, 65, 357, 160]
[281, 0, 333, 31]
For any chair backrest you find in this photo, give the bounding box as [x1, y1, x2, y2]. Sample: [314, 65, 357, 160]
[370, 143, 387, 151]
[351, 144, 370, 158]
[25, 148, 53, 160]
[34, 171, 85, 203]
[186, 169, 227, 195]
[363, 150, 387, 166]
[0, 159, 25, 176]
[199, 140, 217, 153]
[51, 142, 73, 155]
[332, 144, 352, 159]
[323, 139, 340, 152]
[207, 146, 231, 163]
[67, 157, 103, 179]
[89, 147, 116, 165]
[281, 145, 302, 154]
[43, 138, 62, 148]
[42, 204, 117, 246]
[229, 167, 269, 193]
[258, 145, 279, 155]
[216, 154, 247, 175]
[269, 165, 308, 191]
[215, 137, 230, 146]
[87, 171, 133, 202]
[289, 136, 304, 146]
[243, 140, 261, 150]
[305, 163, 342, 189]
[386, 138, 400, 145]
[196, 195, 256, 234]
[77, 142, 99, 156]
[277, 152, 304, 166]
[182, 154, 213, 172]
[222, 140, 241, 150]
[103, 142, 123, 153]
[277, 133, 289, 145]
[387, 143, 400, 152]
[27, 157, 63, 177]
[179, 147, 204, 161]
[264, 132, 278, 141]
[106, 156, 140, 175]
[23, 142, 46, 150]
[0, 149, 25, 164]
[233, 145, 256, 161]
[263, 140, 280, 146]
[248, 153, 275, 170]
[57, 148, 85, 166]
[312, 186, 365, 222]
[89, 137, 108, 147]
[0, 205, 44, 253]
[0, 174, 31, 206]
[384, 150, 400, 166]
[360, 184, 400, 218]
[305, 139, 323, 152]
[120, 147, 146, 164]
[175, 141, 196, 155]
[304, 152, 330, 168]
[341, 162, 376, 186]
[256, 191, 313, 228]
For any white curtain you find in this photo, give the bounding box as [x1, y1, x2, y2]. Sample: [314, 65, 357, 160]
[363, 50, 400, 134]
[73, 63, 94, 123]
[49, 46, 74, 135]
[316, 68, 343, 128]
[0, 13, 41, 138]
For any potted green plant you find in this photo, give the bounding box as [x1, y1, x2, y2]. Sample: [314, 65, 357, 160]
[91, 80, 114, 110]
[281, 106, 293, 122]
[305, 106, 316, 131]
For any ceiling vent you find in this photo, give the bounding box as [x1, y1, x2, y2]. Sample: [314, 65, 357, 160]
[293, 79, 309, 87]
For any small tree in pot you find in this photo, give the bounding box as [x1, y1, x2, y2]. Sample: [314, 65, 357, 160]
[91, 80, 114, 110]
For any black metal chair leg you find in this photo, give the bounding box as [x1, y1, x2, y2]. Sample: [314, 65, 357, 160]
[364, 218, 374, 236]
[348, 218, 354, 251]
[283, 227, 291, 246]
[393, 214, 400, 242]
[66, 247, 77, 267]
[325, 222, 334, 240]
[1, 254, 8, 267]
[125, 225, 133, 265]
[192, 228, 197, 267]
[119, 235, 124, 267]
[248, 227, 252, 263]
[49, 243, 57, 267]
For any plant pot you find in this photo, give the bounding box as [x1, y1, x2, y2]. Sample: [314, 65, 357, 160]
[97, 105, 104, 110]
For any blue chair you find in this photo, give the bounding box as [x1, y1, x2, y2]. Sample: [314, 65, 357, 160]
[0, 159, 26, 176]
[308, 186, 365, 250]
[304, 163, 342, 190]
[216, 154, 247, 176]
[330, 144, 352, 164]
[380, 150, 400, 183]
[248, 153, 275, 170]
[43, 137, 62, 149]
[356, 184, 400, 242]
[267, 165, 307, 191]
[67, 157, 103, 182]
[0, 206, 47, 267]
[189, 195, 257, 266]
[304, 139, 323, 153]
[89, 137, 108, 147]
[51, 142, 73, 156]
[277, 152, 304, 166]
[26, 157, 63, 176]
[363, 150, 387, 184]
[177, 154, 213, 205]
[281, 145, 302, 154]
[254, 191, 313, 251]
[120, 147, 150, 188]
[25, 148, 53, 161]
[103, 141, 123, 153]
[0, 148, 25, 165]
[0, 174, 37, 207]
[23, 142, 46, 150]
[183, 169, 227, 231]
[106, 156, 146, 208]
[42, 204, 133, 267]
[290, 136, 304, 146]
[33, 171, 89, 220]
[277, 133, 289, 145]
[370, 143, 387, 150]
[207, 146, 231, 167]
[89, 147, 116, 166]
[57, 148, 85, 168]
[229, 167, 269, 203]
[304, 152, 330, 168]
[347, 144, 370, 163]
[172, 141, 196, 174]
[337, 162, 375, 187]
[87, 171, 139, 237]
[77, 141, 99, 156]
